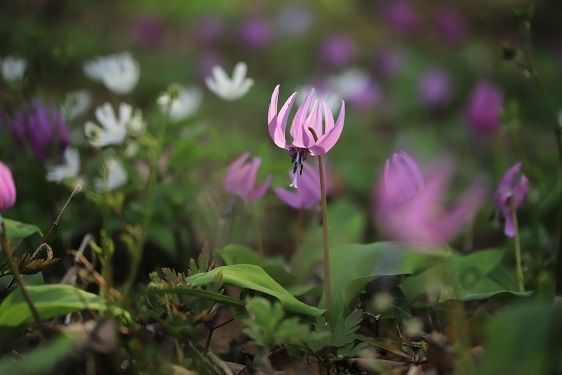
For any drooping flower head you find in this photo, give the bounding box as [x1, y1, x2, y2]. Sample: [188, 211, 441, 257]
[494, 162, 529, 237]
[84, 52, 140, 95]
[223, 152, 271, 203]
[465, 81, 503, 136]
[205, 62, 254, 101]
[268, 85, 345, 188]
[0, 161, 16, 213]
[11, 100, 70, 162]
[275, 162, 330, 210]
[375, 151, 486, 246]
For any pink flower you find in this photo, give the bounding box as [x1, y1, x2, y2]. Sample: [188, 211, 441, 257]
[494, 162, 529, 237]
[0, 161, 16, 213]
[268, 85, 345, 188]
[375, 151, 486, 246]
[223, 152, 271, 203]
[275, 162, 330, 210]
[465, 81, 503, 136]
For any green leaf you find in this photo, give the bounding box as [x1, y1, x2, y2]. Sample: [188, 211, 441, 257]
[3, 219, 42, 241]
[143, 287, 244, 307]
[291, 201, 366, 280]
[0, 335, 75, 374]
[220, 244, 293, 286]
[0, 284, 105, 327]
[186, 264, 324, 317]
[401, 249, 530, 304]
[328, 242, 443, 319]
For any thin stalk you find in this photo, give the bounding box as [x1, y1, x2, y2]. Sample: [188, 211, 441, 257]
[249, 205, 264, 255]
[123, 109, 171, 298]
[522, 25, 562, 292]
[317, 155, 333, 317]
[0, 227, 41, 325]
[511, 201, 525, 292]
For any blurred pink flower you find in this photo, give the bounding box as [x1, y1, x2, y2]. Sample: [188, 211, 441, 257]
[434, 7, 468, 44]
[238, 16, 273, 51]
[494, 162, 529, 237]
[375, 151, 487, 246]
[374, 47, 405, 79]
[0, 161, 16, 213]
[223, 152, 271, 203]
[465, 81, 503, 135]
[268, 85, 345, 188]
[275, 162, 330, 210]
[381, 0, 421, 36]
[417, 68, 452, 111]
[319, 33, 356, 67]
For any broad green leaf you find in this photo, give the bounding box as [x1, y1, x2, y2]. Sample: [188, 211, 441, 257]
[0, 335, 75, 374]
[144, 287, 244, 307]
[3, 219, 42, 241]
[328, 242, 444, 319]
[474, 302, 562, 375]
[401, 249, 530, 303]
[0, 273, 43, 291]
[292, 201, 366, 280]
[0, 284, 105, 327]
[186, 264, 324, 317]
[220, 244, 292, 286]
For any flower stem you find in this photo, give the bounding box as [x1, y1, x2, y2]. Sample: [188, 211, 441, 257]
[511, 201, 525, 292]
[0, 224, 41, 325]
[317, 155, 333, 317]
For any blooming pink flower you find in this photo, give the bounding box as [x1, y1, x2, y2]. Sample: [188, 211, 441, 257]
[223, 152, 271, 203]
[494, 162, 529, 237]
[465, 81, 503, 135]
[375, 151, 486, 246]
[0, 161, 16, 213]
[275, 162, 330, 210]
[268, 85, 345, 188]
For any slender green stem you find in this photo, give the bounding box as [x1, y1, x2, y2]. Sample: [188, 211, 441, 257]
[249, 205, 264, 255]
[317, 155, 333, 317]
[0, 226, 41, 325]
[511, 201, 525, 292]
[123, 110, 171, 298]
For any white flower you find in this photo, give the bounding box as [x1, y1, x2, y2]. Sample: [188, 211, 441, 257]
[85, 102, 144, 147]
[46, 148, 81, 183]
[1, 56, 26, 83]
[205, 62, 254, 101]
[157, 84, 202, 122]
[61, 90, 92, 120]
[94, 157, 127, 192]
[329, 68, 371, 99]
[84, 52, 140, 95]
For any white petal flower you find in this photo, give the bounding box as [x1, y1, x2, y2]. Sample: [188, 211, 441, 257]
[157, 84, 203, 122]
[46, 148, 81, 183]
[84, 52, 140, 95]
[2, 56, 26, 83]
[94, 157, 127, 192]
[205, 62, 254, 101]
[85, 102, 142, 147]
[61, 90, 92, 121]
[329, 68, 370, 99]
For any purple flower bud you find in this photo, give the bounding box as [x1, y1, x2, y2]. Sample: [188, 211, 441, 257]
[465, 81, 503, 135]
[434, 7, 468, 44]
[380, 151, 424, 209]
[319, 33, 356, 68]
[494, 162, 529, 237]
[11, 100, 70, 162]
[417, 68, 452, 111]
[238, 16, 273, 51]
[224, 152, 271, 203]
[0, 161, 16, 213]
[133, 17, 164, 49]
[275, 162, 330, 210]
[381, 0, 421, 36]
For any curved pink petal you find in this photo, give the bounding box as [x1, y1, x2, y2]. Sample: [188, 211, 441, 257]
[310, 100, 345, 155]
[306, 100, 323, 139]
[249, 174, 271, 202]
[275, 187, 303, 209]
[241, 157, 261, 200]
[268, 89, 297, 149]
[290, 89, 314, 148]
[321, 102, 335, 136]
[223, 152, 250, 192]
